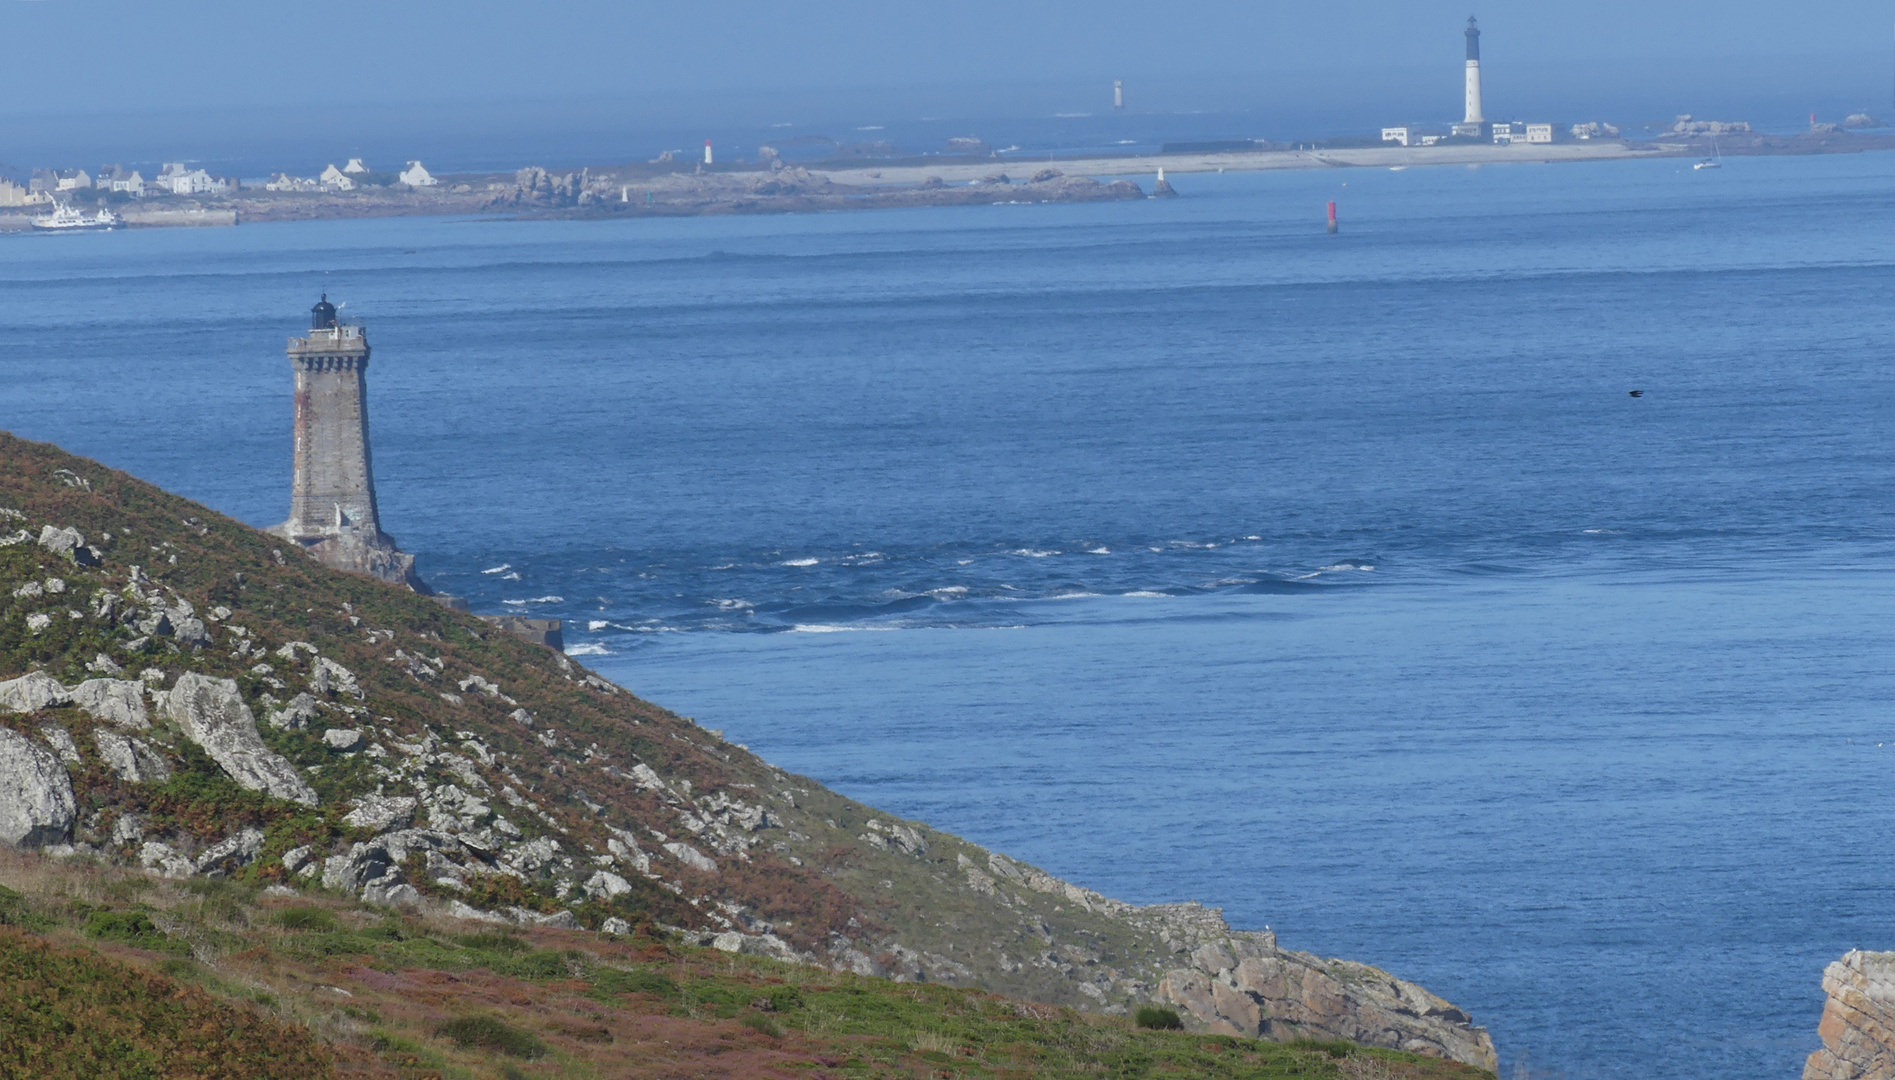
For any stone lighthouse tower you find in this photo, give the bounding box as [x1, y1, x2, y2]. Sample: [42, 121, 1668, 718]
[269, 296, 427, 591]
[1455, 16, 1486, 137]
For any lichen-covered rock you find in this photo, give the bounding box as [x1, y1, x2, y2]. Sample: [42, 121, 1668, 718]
[0, 727, 76, 848]
[70, 678, 150, 729]
[93, 729, 171, 783]
[37, 525, 99, 565]
[664, 840, 717, 873]
[139, 840, 196, 878]
[1156, 932, 1497, 1072]
[162, 672, 317, 806]
[1806, 950, 1895, 1079]
[266, 691, 321, 730]
[195, 828, 266, 877]
[0, 671, 71, 713]
[342, 795, 416, 833]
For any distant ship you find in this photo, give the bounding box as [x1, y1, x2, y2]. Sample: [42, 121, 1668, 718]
[1694, 139, 1723, 170]
[31, 203, 120, 231]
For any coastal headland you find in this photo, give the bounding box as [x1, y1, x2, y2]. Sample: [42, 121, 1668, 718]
[5, 128, 1890, 232]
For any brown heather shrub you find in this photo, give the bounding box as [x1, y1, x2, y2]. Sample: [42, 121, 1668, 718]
[0, 926, 331, 1079]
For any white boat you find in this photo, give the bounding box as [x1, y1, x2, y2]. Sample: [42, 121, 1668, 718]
[31, 203, 120, 231]
[1694, 139, 1723, 170]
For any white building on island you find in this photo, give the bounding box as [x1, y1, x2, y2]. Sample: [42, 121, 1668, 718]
[398, 161, 437, 187]
[318, 164, 357, 190]
[343, 158, 368, 174]
[153, 163, 225, 195]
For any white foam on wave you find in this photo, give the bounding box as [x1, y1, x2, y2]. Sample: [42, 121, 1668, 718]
[1050, 591, 1102, 599]
[503, 595, 566, 606]
[481, 563, 512, 575]
[1124, 590, 1168, 598]
[711, 598, 754, 610]
[587, 619, 611, 632]
[781, 557, 820, 567]
[1012, 549, 1060, 558]
[501, 571, 521, 581]
[1086, 547, 1111, 555]
[926, 586, 969, 598]
[565, 643, 610, 657]
[788, 624, 901, 634]
[1317, 564, 1374, 573]
[1582, 529, 1622, 535]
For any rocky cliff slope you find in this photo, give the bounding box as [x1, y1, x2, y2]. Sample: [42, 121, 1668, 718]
[1807, 950, 1895, 1079]
[0, 430, 1495, 1073]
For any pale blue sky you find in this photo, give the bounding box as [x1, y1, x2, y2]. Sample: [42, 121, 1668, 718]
[4, 1, 1892, 169]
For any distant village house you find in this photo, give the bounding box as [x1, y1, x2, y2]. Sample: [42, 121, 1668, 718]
[97, 166, 144, 196]
[155, 163, 227, 195]
[343, 158, 368, 174]
[0, 178, 50, 207]
[318, 164, 357, 191]
[266, 173, 319, 192]
[398, 161, 437, 187]
[30, 169, 91, 193]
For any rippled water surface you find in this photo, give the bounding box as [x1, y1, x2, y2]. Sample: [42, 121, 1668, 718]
[6, 152, 1895, 1079]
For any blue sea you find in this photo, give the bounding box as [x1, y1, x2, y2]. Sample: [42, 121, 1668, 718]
[7, 152, 1895, 1079]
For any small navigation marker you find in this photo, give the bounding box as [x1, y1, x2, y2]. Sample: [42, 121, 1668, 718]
[1153, 168, 1178, 198]
[1327, 201, 1339, 234]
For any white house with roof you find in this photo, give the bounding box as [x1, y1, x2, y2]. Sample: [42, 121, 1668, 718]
[319, 164, 356, 190]
[398, 161, 438, 187]
[343, 158, 368, 174]
[154, 166, 224, 195]
[98, 166, 144, 196]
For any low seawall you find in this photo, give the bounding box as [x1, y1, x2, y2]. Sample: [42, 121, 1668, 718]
[121, 208, 237, 228]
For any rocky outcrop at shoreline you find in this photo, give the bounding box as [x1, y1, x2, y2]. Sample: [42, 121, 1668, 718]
[1807, 951, 1895, 1079]
[1138, 900, 1496, 1071]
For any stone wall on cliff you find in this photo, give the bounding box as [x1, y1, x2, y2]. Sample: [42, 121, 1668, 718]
[1807, 951, 1895, 1079]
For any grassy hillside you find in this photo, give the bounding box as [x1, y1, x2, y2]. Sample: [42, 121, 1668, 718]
[0, 430, 1497, 1076]
[0, 850, 1484, 1080]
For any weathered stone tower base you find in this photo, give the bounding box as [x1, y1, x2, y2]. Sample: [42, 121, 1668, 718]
[270, 521, 428, 592]
[269, 297, 428, 593]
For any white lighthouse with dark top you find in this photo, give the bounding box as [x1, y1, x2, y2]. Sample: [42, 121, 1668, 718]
[1455, 16, 1486, 137]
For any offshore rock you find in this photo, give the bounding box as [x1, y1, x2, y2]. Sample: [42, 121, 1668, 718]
[163, 673, 318, 806]
[0, 726, 76, 847]
[1806, 951, 1895, 1078]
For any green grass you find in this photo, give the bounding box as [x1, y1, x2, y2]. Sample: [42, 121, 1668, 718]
[1135, 1004, 1185, 1030]
[270, 906, 338, 932]
[434, 1015, 549, 1059]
